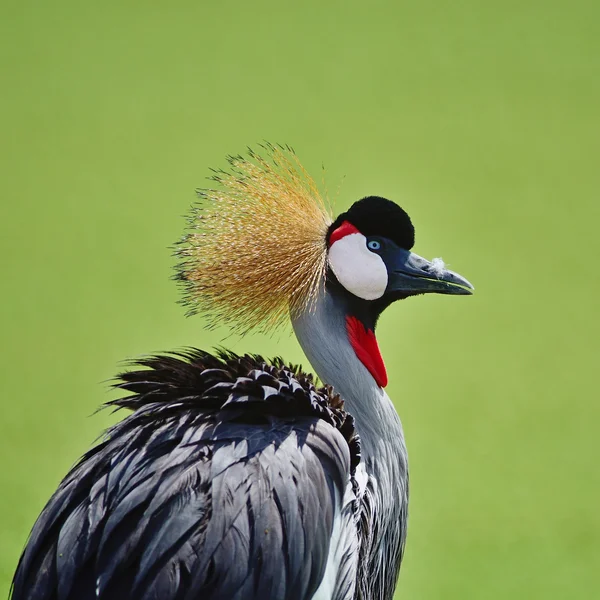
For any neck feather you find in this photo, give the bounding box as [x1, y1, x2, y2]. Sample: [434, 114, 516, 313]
[291, 286, 406, 473]
[292, 285, 410, 597]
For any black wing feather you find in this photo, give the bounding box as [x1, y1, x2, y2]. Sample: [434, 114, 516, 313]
[11, 350, 360, 600]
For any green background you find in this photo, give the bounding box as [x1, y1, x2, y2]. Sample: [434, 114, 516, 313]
[1, 1, 598, 598]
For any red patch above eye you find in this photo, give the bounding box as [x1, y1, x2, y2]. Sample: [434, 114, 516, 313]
[346, 315, 388, 388]
[329, 220, 360, 246]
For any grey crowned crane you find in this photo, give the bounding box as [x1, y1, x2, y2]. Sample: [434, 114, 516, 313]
[11, 146, 473, 600]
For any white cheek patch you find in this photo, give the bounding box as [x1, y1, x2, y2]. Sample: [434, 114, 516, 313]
[328, 233, 388, 300]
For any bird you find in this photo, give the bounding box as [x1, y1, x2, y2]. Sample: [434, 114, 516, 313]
[11, 144, 473, 600]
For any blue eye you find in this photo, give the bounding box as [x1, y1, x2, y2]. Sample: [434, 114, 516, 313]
[367, 240, 381, 251]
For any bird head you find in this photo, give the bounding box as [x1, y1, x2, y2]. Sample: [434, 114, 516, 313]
[176, 145, 472, 360]
[323, 196, 473, 387]
[326, 195, 472, 310]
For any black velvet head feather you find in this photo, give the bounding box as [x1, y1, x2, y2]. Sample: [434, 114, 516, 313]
[328, 196, 415, 250]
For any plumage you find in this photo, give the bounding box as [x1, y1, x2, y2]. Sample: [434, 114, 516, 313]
[176, 144, 332, 333]
[12, 351, 361, 600]
[12, 146, 473, 600]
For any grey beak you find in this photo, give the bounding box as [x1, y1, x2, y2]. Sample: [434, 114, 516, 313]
[386, 249, 474, 296]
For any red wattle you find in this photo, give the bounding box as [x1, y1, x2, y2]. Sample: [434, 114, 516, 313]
[345, 315, 388, 388]
[329, 220, 360, 246]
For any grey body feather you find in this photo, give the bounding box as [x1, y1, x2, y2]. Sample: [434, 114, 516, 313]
[11, 351, 362, 600]
[13, 287, 408, 600]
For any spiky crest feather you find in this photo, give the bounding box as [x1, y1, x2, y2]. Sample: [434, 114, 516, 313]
[176, 144, 332, 333]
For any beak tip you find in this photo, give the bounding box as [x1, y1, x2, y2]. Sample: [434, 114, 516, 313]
[442, 269, 474, 295]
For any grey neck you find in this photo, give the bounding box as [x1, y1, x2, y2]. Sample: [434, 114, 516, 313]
[292, 286, 410, 598]
[291, 286, 407, 482]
